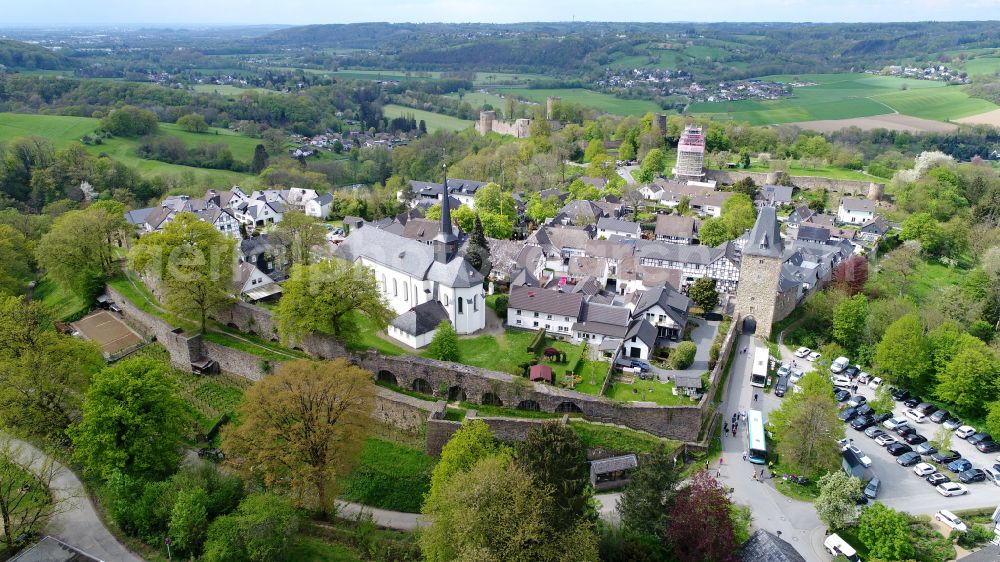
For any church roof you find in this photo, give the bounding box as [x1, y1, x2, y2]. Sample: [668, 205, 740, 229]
[391, 300, 450, 337]
[743, 206, 784, 258]
[336, 225, 482, 288]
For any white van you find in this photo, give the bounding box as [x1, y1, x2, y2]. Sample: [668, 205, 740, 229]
[905, 409, 927, 424]
[824, 533, 860, 561]
[830, 356, 850, 373]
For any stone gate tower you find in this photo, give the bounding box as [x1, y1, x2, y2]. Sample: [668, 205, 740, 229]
[733, 207, 784, 337]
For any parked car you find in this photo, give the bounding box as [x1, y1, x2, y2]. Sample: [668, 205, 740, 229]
[875, 434, 898, 446]
[915, 402, 938, 416]
[887, 442, 913, 456]
[927, 472, 951, 486]
[774, 375, 790, 398]
[824, 534, 860, 562]
[960, 468, 986, 484]
[904, 397, 921, 408]
[855, 404, 873, 417]
[890, 387, 910, 401]
[848, 446, 873, 468]
[873, 412, 893, 424]
[968, 432, 993, 446]
[807, 351, 821, 362]
[913, 462, 936, 477]
[944, 417, 963, 430]
[932, 450, 962, 464]
[848, 396, 867, 408]
[936, 510, 968, 532]
[937, 482, 969, 497]
[834, 389, 851, 402]
[983, 467, 1000, 487]
[929, 410, 950, 424]
[896, 425, 917, 438]
[865, 427, 886, 439]
[830, 356, 850, 373]
[915, 442, 939, 456]
[851, 416, 875, 431]
[844, 365, 860, 379]
[864, 477, 880, 499]
[955, 426, 977, 439]
[905, 409, 927, 424]
[868, 376, 883, 390]
[838, 407, 859, 422]
[789, 369, 804, 385]
[883, 417, 908, 431]
[904, 433, 928, 446]
[777, 363, 791, 377]
[630, 360, 651, 371]
[832, 375, 851, 388]
[977, 441, 1000, 454]
[897, 451, 922, 467]
[794, 347, 811, 358]
[837, 438, 851, 451]
[948, 459, 973, 473]
[858, 372, 870, 384]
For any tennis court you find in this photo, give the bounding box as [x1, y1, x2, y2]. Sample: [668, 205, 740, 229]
[72, 310, 144, 358]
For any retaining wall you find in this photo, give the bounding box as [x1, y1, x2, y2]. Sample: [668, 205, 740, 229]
[106, 285, 200, 367]
[373, 387, 437, 435]
[704, 169, 882, 197]
[424, 408, 567, 456]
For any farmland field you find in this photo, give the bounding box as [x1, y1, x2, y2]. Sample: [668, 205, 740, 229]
[500, 88, 661, 116]
[689, 73, 995, 125]
[447, 90, 507, 109]
[0, 112, 257, 184]
[382, 104, 473, 132]
[961, 56, 1000, 76]
[192, 84, 259, 96]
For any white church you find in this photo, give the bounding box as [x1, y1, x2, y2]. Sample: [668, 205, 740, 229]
[336, 178, 486, 348]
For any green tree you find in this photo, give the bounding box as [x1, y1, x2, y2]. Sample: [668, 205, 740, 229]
[420, 455, 598, 562]
[731, 176, 757, 198]
[36, 204, 129, 300]
[473, 182, 516, 219]
[671, 341, 697, 369]
[129, 213, 236, 333]
[202, 492, 299, 562]
[516, 423, 594, 532]
[0, 441, 68, 553]
[0, 225, 33, 296]
[274, 259, 393, 345]
[251, 144, 269, 174]
[170, 486, 209, 556]
[479, 210, 514, 239]
[900, 212, 945, 257]
[451, 204, 477, 233]
[526, 194, 561, 224]
[635, 148, 665, 183]
[832, 294, 869, 353]
[269, 210, 327, 266]
[698, 217, 730, 246]
[934, 336, 999, 416]
[70, 357, 187, 479]
[931, 423, 953, 452]
[617, 445, 678, 549]
[927, 321, 966, 375]
[427, 420, 509, 501]
[583, 139, 606, 163]
[688, 277, 719, 312]
[176, 113, 209, 133]
[857, 503, 915, 561]
[223, 359, 373, 517]
[426, 320, 460, 362]
[465, 214, 490, 273]
[874, 314, 933, 391]
[868, 384, 895, 415]
[721, 193, 757, 238]
[769, 371, 843, 475]
[815, 471, 864, 530]
[100, 105, 159, 136]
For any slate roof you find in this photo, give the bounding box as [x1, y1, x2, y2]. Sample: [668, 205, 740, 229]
[631, 284, 691, 326]
[510, 268, 540, 287]
[740, 529, 807, 562]
[860, 216, 889, 234]
[580, 176, 608, 189]
[691, 190, 735, 209]
[508, 285, 584, 317]
[598, 337, 623, 352]
[796, 224, 830, 243]
[240, 234, 274, 258]
[336, 226, 483, 288]
[743, 206, 784, 258]
[144, 206, 174, 230]
[590, 454, 638, 476]
[527, 226, 593, 256]
[8, 535, 102, 562]
[839, 197, 875, 213]
[391, 300, 450, 337]
[125, 206, 156, 226]
[232, 261, 259, 292]
[569, 276, 604, 296]
[655, 214, 697, 239]
[958, 546, 1000, 561]
[402, 218, 446, 243]
[195, 206, 234, 225]
[572, 302, 630, 337]
[409, 178, 488, 197]
[625, 319, 658, 346]
[759, 184, 794, 204]
[597, 217, 641, 235]
[674, 372, 703, 389]
[558, 200, 607, 223]
[314, 192, 334, 206]
[569, 256, 608, 279]
[634, 239, 730, 266]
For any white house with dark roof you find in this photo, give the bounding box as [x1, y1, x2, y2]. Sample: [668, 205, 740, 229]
[757, 184, 794, 208]
[195, 207, 241, 238]
[628, 284, 691, 341]
[596, 217, 641, 239]
[623, 319, 657, 359]
[406, 178, 487, 208]
[235, 198, 284, 229]
[507, 285, 584, 336]
[233, 261, 281, 302]
[634, 240, 740, 293]
[387, 300, 451, 349]
[337, 183, 486, 337]
[654, 214, 698, 245]
[554, 200, 609, 226]
[573, 301, 631, 346]
[837, 197, 875, 225]
[304, 192, 334, 219]
[690, 191, 735, 217]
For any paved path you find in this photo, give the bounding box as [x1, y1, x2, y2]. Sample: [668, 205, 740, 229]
[4, 436, 144, 562]
[336, 500, 425, 530]
[654, 318, 720, 382]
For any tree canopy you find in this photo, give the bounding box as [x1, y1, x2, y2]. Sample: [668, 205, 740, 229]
[36, 202, 129, 300]
[769, 371, 843, 475]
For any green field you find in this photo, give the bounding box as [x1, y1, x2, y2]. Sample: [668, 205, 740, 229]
[382, 104, 473, 132]
[689, 73, 995, 125]
[963, 57, 1000, 76]
[447, 91, 507, 110]
[500, 88, 661, 116]
[192, 84, 259, 96]
[0, 112, 256, 184]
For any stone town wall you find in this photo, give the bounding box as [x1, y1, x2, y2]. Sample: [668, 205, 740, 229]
[424, 408, 566, 456]
[476, 111, 531, 138]
[212, 302, 349, 359]
[200, 340, 275, 381]
[106, 285, 200, 367]
[374, 387, 437, 435]
[704, 169, 883, 198]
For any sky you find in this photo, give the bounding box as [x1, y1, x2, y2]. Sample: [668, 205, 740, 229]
[4, 0, 1000, 26]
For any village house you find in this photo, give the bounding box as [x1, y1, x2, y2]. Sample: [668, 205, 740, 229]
[634, 240, 741, 293]
[507, 285, 584, 336]
[232, 261, 281, 303]
[406, 178, 488, 208]
[552, 200, 610, 226]
[757, 184, 794, 208]
[627, 284, 692, 341]
[304, 192, 334, 219]
[836, 197, 875, 225]
[654, 214, 698, 245]
[690, 191, 735, 217]
[596, 217, 641, 239]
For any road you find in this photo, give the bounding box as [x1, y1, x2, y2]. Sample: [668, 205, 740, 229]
[4, 436, 144, 562]
[337, 500, 425, 530]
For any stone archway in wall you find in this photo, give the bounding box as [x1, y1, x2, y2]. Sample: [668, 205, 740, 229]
[376, 370, 397, 386]
[447, 386, 467, 402]
[742, 316, 757, 335]
[555, 401, 583, 414]
[412, 378, 433, 395]
[481, 392, 503, 406]
[517, 400, 541, 411]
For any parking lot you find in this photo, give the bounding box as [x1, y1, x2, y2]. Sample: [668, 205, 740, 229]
[774, 357, 1000, 516]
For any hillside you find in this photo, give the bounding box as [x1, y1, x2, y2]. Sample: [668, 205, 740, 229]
[0, 39, 74, 70]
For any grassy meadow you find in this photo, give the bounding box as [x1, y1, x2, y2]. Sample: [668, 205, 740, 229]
[501, 87, 662, 116]
[382, 104, 474, 132]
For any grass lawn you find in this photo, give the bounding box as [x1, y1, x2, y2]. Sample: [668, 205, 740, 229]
[446, 91, 506, 109]
[33, 275, 89, 321]
[499, 88, 662, 116]
[568, 419, 681, 454]
[871, 85, 998, 121]
[382, 104, 473, 133]
[714, 159, 872, 181]
[461, 402, 564, 419]
[899, 260, 968, 304]
[191, 84, 259, 96]
[283, 537, 360, 562]
[347, 311, 407, 356]
[340, 438, 436, 513]
[202, 330, 305, 362]
[962, 56, 1000, 76]
[606, 378, 697, 406]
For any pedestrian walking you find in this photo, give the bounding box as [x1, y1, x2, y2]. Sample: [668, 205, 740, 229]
[724, 422, 729, 433]
[742, 451, 747, 461]
[705, 461, 709, 471]
[760, 469, 765, 481]
[720, 457, 724, 465]
[753, 393, 758, 402]
[717, 469, 722, 478]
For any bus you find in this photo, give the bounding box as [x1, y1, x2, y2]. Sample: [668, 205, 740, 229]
[747, 409, 768, 464]
[750, 343, 768, 388]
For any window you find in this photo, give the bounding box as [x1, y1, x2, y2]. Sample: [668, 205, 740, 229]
[516, 309, 521, 315]
[545, 324, 551, 329]
[516, 319, 522, 325]
[473, 295, 478, 311]
[444, 294, 449, 306]
[403, 282, 409, 301]
[534, 312, 539, 318]
[564, 316, 569, 321]
[533, 321, 539, 327]
[458, 297, 463, 314]
[547, 314, 552, 320]
[393, 279, 398, 297]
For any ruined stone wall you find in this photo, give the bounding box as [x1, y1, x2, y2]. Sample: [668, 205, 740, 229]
[704, 169, 883, 198]
[200, 340, 275, 381]
[374, 387, 438, 436]
[424, 409, 566, 456]
[476, 111, 531, 138]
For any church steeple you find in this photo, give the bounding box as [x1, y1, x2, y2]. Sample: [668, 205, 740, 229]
[434, 163, 459, 263]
